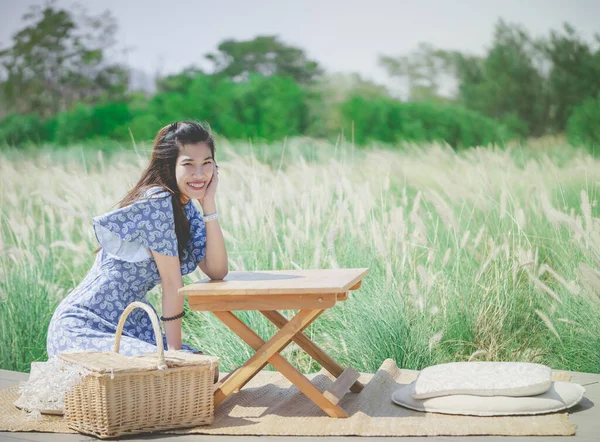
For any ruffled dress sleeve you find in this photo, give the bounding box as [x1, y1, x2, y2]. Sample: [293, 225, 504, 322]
[92, 187, 179, 262]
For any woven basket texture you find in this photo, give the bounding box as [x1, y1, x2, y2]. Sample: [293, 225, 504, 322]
[58, 302, 219, 439]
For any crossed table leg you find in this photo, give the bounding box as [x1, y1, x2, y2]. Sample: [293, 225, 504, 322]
[212, 308, 364, 418]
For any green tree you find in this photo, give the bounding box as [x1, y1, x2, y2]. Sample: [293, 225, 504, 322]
[306, 72, 391, 137]
[205, 35, 323, 84]
[0, 113, 54, 146]
[379, 42, 450, 101]
[567, 92, 600, 151]
[436, 51, 485, 108]
[339, 96, 507, 147]
[0, 2, 128, 118]
[459, 20, 547, 136]
[149, 74, 219, 123]
[541, 23, 600, 132]
[423, 21, 546, 137]
[215, 74, 309, 140]
[155, 66, 205, 94]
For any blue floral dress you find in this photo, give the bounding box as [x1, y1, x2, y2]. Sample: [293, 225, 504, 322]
[46, 186, 206, 357]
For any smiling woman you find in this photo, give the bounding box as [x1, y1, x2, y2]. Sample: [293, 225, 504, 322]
[46, 121, 228, 364]
[176, 143, 216, 204]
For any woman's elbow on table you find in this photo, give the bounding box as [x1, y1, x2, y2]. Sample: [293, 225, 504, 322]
[199, 259, 228, 280]
[208, 269, 228, 280]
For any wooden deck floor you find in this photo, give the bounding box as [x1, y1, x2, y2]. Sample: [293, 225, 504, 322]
[1, 368, 598, 442]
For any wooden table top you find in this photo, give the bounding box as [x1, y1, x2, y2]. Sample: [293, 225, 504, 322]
[180, 268, 369, 297]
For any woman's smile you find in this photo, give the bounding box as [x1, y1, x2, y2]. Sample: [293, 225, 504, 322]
[187, 181, 206, 191]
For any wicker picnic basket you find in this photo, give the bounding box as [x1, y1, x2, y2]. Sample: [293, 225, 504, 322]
[58, 301, 219, 439]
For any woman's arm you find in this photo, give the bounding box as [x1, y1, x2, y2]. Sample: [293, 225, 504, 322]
[151, 251, 184, 350]
[198, 198, 228, 280]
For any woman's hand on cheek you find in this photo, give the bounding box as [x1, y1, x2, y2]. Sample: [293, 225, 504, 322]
[199, 162, 218, 205]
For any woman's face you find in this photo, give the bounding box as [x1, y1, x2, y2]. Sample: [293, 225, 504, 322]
[175, 142, 214, 203]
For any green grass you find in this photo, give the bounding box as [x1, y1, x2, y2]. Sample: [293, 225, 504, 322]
[1, 137, 599, 374]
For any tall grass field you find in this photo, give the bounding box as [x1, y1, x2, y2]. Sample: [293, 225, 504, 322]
[1, 138, 599, 374]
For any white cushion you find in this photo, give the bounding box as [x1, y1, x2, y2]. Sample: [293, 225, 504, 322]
[392, 381, 585, 416]
[412, 362, 552, 399]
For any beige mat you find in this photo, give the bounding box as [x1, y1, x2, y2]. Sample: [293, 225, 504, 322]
[0, 359, 576, 437]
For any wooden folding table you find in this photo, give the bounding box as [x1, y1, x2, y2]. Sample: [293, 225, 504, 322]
[179, 268, 369, 418]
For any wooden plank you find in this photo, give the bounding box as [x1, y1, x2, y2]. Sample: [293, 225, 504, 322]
[271, 354, 348, 418]
[213, 311, 348, 418]
[214, 366, 241, 392]
[213, 309, 322, 405]
[349, 280, 362, 290]
[188, 293, 337, 311]
[261, 310, 364, 393]
[234, 309, 326, 392]
[337, 292, 348, 301]
[180, 268, 369, 296]
[218, 310, 325, 393]
[323, 367, 360, 405]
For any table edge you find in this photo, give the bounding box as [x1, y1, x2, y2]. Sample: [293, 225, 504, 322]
[180, 268, 370, 296]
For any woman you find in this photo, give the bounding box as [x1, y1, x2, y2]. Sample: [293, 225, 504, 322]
[47, 120, 228, 357]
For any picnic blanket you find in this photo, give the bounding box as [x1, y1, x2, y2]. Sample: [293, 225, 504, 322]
[0, 359, 577, 437]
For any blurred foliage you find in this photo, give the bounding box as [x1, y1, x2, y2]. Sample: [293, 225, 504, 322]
[205, 35, 323, 84]
[0, 113, 54, 146]
[155, 66, 205, 94]
[1, 4, 600, 150]
[380, 20, 600, 140]
[0, 3, 129, 119]
[340, 96, 508, 147]
[567, 92, 600, 154]
[305, 72, 392, 138]
[54, 102, 132, 144]
[543, 24, 600, 132]
[123, 73, 310, 142]
[380, 42, 448, 102]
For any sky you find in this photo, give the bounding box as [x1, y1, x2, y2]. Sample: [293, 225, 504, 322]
[0, 0, 599, 95]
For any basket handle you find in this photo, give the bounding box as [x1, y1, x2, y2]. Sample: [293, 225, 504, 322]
[113, 301, 168, 370]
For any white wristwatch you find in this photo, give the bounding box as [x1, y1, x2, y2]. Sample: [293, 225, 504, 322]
[203, 211, 219, 222]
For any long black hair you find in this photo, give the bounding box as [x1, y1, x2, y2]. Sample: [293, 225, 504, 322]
[94, 120, 217, 259]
